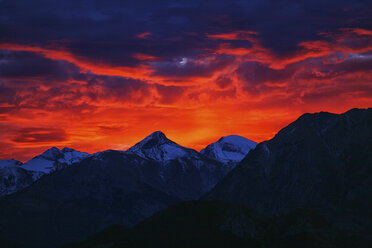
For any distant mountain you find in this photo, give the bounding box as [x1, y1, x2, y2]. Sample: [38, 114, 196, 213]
[204, 108, 372, 232]
[22, 147, 90, 174]
[127, 131, 200, 161]
[201, 135, 257, 163]
[0, 159, 41, 198]
[0, 147, 90, 198]
[0, 132, 232, 247]
[62, 201, 372, 248]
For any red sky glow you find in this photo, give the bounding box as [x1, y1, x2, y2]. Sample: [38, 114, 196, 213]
[1, 1, 372, 161]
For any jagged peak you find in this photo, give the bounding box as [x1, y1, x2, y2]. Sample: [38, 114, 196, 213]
[44, 146, 60, 152]
[140, 131, 170, 145]
[129, 131, 174, 150]
[127, 131, 197, 161]
[40, 147, 62, 160]
[148, 131, 167, 140]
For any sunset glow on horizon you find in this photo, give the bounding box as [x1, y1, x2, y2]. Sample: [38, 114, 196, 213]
[1, 0, 372, 161]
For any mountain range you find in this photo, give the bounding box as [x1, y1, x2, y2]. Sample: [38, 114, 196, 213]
[0, 132, 255, 199]
[0, 108, 371, 248]
[0, 131, 256, 247]
[0, 147, 90, 198]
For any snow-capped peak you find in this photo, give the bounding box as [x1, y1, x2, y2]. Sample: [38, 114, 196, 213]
[201, 135, 257, 163]
[126, 131, 197, 161]
[143, 131, 168, 142]
[59, 147, 90, 164]
[22, 147, 90, 173]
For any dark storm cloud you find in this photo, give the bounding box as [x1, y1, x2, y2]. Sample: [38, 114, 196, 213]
[1, 0, 372, 65]
[1, 0, 371, 99]
[230, 0, 372, 56]
[0, 51, 79, 81]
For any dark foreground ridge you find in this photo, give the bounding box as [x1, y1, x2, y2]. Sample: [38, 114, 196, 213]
[62, 201, 372, 248]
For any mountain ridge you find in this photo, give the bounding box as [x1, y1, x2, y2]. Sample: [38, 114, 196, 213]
[204, 108, 372, 233]
[0, 132, 242, 247]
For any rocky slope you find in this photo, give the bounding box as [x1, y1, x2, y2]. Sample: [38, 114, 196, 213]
[0, 159, 40, 198]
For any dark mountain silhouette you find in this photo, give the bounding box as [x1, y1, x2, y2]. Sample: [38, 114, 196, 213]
[204, 108, 372, 233]
[0, 132, 232, 247]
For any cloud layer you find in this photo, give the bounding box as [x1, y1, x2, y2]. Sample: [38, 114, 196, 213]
[1, 0, 372, 161]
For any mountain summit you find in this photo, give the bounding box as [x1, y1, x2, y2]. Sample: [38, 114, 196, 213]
[201, 135, 257, 163]
[127, 131, 199, 161]
[22, 147, 90, 173]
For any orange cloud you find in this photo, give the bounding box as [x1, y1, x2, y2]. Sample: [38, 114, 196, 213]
[0, 43, 154, 81]
[1, 28, 372, 162]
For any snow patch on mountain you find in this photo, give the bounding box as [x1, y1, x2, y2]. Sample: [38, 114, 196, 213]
[22, 147, 90, 173]
[201, 135, 257, 163]
[1, 148, 89, 197]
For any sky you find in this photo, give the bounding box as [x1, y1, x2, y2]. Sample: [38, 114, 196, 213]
[1, 0, 372, 161]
